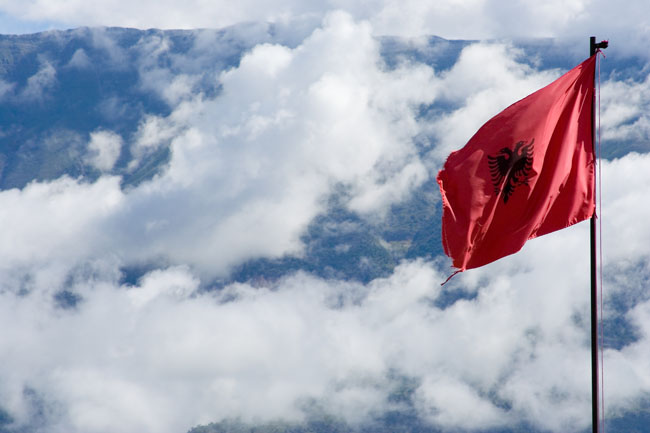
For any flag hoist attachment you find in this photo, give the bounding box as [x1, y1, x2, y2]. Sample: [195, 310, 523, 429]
[436, 37, 609, 433]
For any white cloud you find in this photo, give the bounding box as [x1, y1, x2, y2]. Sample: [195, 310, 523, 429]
[115, 12, 436, 275]
[0, 259, 516, 433]
[599, 153, 650, 263]
[0, 0, 647, 58]
[20, 59, 57, 102]
[415, 376, 507, 429]
[368, 0, 593, 41]
[0, 78, 15, 100]
[129, 113, 181, 170]
[86, 130, 122, 172]
[133, 34, 202, 105]
[66, 48, 91, 68]
[88, 27, 127, 65]
[0, 0, 321, 31]
[0, 149, 648, 433]
[2, 177, 649, 433]
[0, 176, 124, 297]
[0, 264, 407, 432]
[600, 74, 650, 145]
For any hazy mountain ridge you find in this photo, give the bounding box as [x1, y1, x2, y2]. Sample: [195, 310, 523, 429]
[0, 27, 243, 189]
[0, 26, 453, 286]
[4, 27, 641, 191]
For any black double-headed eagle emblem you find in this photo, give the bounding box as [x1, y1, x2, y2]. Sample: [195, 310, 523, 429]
[487, 139, 534, 203]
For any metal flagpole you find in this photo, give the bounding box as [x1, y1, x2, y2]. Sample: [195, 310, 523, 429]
[590, 35, 608, 433]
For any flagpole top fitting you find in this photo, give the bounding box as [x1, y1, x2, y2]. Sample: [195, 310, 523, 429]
[595, 40, 609, 50]
[590, 37, 608, 56]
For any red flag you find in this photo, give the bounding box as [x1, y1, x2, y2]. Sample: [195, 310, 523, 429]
[437, 55, 596, 272]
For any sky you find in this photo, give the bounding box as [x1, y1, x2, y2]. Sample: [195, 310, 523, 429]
[1, 1, 650, 433]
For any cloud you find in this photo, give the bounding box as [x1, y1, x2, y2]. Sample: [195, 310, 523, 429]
[20, 59, 57, 102]
[0, 0, 321, 31]
[66, 47, 91, 68]
[2, 165, 650, 433]
[1, 0, 648, 58]
[133, 33, 201, 105]
[3, 149, 648, 433]
[415, 375, 507, 429]
[88, 27, 128, 67]
[0, 262, 434, 432]
[0, 176, 124, 290]
[600, 74, 650, 147]
[0, 78, 15, 100]
[0, 258, 523, 433]
[115, 12, 436, 275]
[367, 0, 594, 41]
[85, 130, 123, 172]
[598, 153, 650, 265]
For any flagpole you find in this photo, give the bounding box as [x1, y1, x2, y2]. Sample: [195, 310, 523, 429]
[590, 35, 607, 433]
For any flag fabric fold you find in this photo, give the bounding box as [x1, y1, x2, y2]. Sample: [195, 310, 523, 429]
[437, 54, 597, 271]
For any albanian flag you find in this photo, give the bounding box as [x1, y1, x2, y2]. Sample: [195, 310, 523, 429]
[437, 54, 597, 271]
